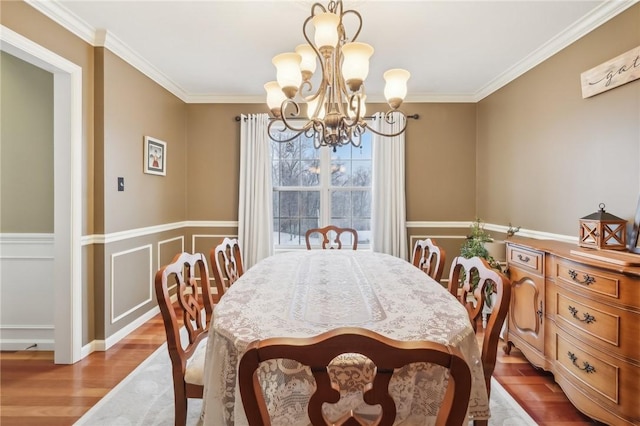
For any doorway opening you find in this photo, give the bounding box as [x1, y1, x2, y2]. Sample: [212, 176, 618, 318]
[1, 26, 82, 364]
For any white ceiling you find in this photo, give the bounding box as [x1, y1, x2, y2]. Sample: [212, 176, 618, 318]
[26, 0, 637, 103]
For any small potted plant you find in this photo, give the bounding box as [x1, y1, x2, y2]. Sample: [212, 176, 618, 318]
[460, 218, 503, 272]
[459, 219, 519, 311]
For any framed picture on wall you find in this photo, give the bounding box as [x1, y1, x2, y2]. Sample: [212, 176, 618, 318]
[143, 136, 166, 176]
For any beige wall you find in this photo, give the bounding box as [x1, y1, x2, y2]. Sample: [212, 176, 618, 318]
[404, 102, 477, 221]
[477, 3, 640, 236]
[1, 0, 96, 235]
[95, 49, 188, 338]
[0, 51, 54, 233]
[99, 49, 188, 233]
[186, 104, 264, 221]
[184, 102, 478, 223]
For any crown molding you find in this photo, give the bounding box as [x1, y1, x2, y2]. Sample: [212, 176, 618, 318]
[473, 0, 640, 102]
[403, 93, 477, 103]
[25, 0, 95, 44]
[98, 29, 189, 102]
[26, 0, 188, 102]
[25, 0, 639, 105]
[184, 94, 267, 104]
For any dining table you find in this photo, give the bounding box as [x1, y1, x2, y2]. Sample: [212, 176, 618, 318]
[200, 250, 490, 425]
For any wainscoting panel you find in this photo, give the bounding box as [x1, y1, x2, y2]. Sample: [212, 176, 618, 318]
[0, 233, 55, 350]
[157, 236, 184, 270]
[110, 244, 153, 324]
[192, 233, 238, 255]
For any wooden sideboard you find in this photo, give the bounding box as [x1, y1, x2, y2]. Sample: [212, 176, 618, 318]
[504, 237, 640, 426]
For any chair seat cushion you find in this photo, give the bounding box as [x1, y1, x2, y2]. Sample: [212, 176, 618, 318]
[185, 337, 207, 386]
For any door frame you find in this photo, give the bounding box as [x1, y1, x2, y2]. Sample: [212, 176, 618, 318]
[1, 26, 83, 364]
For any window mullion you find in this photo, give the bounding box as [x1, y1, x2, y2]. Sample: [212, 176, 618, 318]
[320, 147, 331, 227]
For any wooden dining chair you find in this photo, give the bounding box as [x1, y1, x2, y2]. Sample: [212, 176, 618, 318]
[154, 252, 215, 426]
[238, 327, 472, 426]
[305, 225, 358, 250]
[446, 256, 511, 407]
[411, 238, 446, 282]
[209, 237, 244, 299]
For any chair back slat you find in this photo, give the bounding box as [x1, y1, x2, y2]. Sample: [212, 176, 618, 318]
[239, 327, 472, 426]
[154, 252, 213, 426]
[210, 237, 244, 298]
[305, 225, 358, 250]
[411, 238, 446, 282]
[447, 256, 511, 397]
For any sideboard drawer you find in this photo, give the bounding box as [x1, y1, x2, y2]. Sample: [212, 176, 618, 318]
[556, 293, 618, 346]
[556, 333, 618, 403]
[555, 290, 640, 359]
[555, 260, 619, 299]
[508, 245, 543, 274]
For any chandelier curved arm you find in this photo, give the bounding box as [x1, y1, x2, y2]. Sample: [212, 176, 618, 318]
[279, 99, 306, 129]
[267, 119, 307, 144]
[268, 100, 316, 143]
[310, 2, 328, 15]
[340, 9, 363, 42]
[361, 110, 409, 138]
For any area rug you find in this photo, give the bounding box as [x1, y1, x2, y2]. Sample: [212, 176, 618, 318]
[75, 344, 537, 425]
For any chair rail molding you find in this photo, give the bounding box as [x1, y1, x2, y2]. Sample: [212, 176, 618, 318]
[405, 221, 576, 243]
[80, 220, 239, 245]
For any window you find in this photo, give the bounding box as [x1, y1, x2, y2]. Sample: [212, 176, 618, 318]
[272, 129, 372, 248]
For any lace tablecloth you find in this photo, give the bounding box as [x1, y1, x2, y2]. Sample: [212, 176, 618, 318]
[200, 250, 489, 425]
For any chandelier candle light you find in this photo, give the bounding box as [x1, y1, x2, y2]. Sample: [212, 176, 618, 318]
[265, 0, 411, 151]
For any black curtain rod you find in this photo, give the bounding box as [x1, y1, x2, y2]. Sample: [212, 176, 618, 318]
[234, 114, 419, 122]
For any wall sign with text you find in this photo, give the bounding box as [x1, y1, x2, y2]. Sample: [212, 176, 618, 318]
[580, 45, 640, 99]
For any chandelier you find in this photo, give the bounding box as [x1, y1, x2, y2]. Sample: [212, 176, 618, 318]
[264, 0, 411, 151]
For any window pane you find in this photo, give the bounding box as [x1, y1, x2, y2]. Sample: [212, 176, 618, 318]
[330, 160, 350, 186]
[279, 191, 299, 217]
[273, 190, 321, 245]
[331, 190, 351, 218]
[351, 160, 372, 187]
[300, 140, 319, 160]
[357, 134, 372, 159]
[330, 155, 371, 186]
[300, 191, 320, 217]
[353, 218, 371, 245]
[301, 160, 320, 186]
[301, 218, 319, 241]
[277, 219, 301, 245]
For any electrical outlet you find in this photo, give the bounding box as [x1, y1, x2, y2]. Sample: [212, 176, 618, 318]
[118, 177, 125, 191]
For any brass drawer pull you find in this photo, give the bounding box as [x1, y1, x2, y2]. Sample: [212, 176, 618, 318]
[567, 269, 596, 285]
[567, 351, 596, 373]
[517, 254, 530, 262]
[568, 306, 596, 324]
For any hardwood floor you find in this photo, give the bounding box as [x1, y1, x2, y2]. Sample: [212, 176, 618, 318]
[492, 345, 599, 426]
[0, 315, 166, 426]
[1, 314, 600, 426]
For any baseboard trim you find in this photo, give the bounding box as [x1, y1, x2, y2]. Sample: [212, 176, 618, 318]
[81, 306, 161, 355]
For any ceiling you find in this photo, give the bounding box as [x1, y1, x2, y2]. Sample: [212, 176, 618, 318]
[26, 0, 637, 103]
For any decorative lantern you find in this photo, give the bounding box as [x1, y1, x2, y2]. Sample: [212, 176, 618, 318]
[579, 203, 627, 250]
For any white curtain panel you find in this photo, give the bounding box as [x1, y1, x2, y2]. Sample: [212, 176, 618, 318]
[371, 112, 408, 260]
[238, 114, 273, 269]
